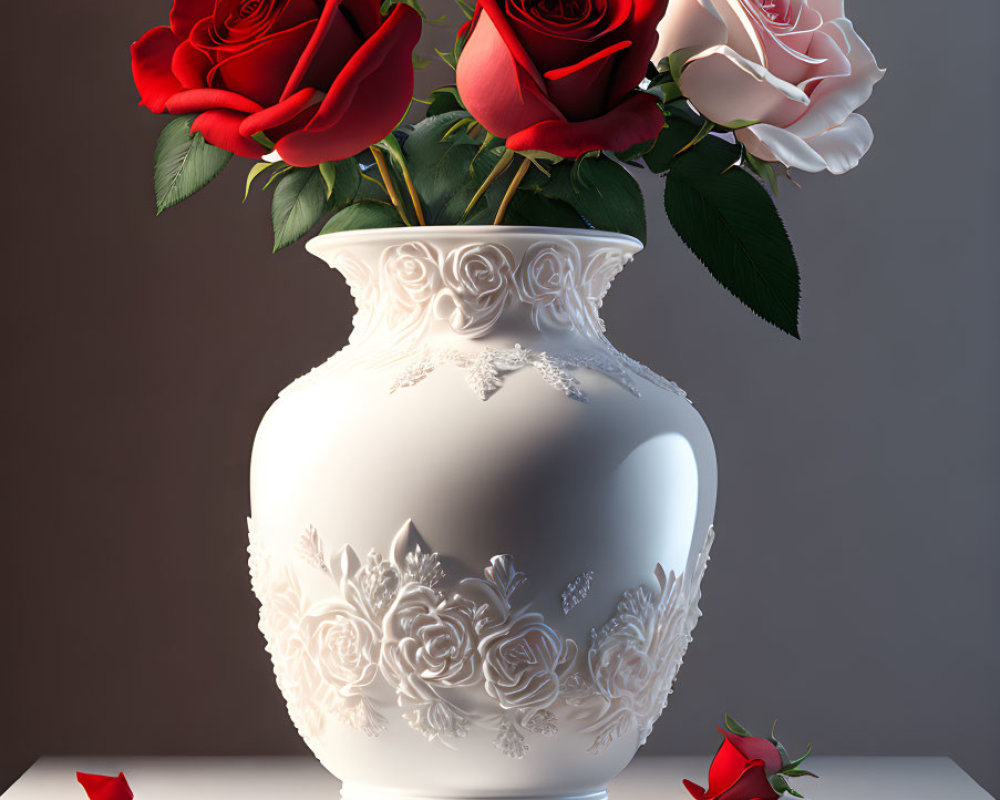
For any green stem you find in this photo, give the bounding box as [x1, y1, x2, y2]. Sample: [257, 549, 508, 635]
[369, 146, 411, 226]
[493, 157, 531, 225]
[400, 164, 426, 225]
[461, 149, 514, 222]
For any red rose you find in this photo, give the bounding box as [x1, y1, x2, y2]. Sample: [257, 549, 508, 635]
[454, 0, 666, 159]
[683, 730, 784, 800]
[131, 0, 421, 166]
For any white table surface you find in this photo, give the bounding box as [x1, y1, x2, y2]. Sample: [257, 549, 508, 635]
[3, 756, 994, 800]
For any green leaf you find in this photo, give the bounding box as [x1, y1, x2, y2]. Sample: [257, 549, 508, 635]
[502, 191, 588, 229]
[318, 161, 337, 199]
[412, 52, 430, 70]
[263, 164, 294, 189]
[745, 152, 779, 194]
[377, 133, 410, 173]
[781, 769, 818, 779]
[271, 168, 328, 251]
[404, 110, 484, 222]
[783, 745, 814, 771]
[436, 47, 459, 70]
[676, 118, 716, 155]
[153, 115, 232, 214]
[327, 158, 363, 212]
[251, 131, 275, 150]
[533, 158, 646, 242]
[724, 715, 752, 737]
[664, 138, 801, 336]
[668, 47, 701, 82]
[645, 119, 738, 173]
[244, 162, 274, 202]
[426, 86, 465, 116]
[615, 136, 659, 163]
[319, 201, 406, 234]
[653, 82, 684, 104]
[725, 118, 761, 130]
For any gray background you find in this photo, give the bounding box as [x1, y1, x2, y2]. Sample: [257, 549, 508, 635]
[2, 0, 998, 796]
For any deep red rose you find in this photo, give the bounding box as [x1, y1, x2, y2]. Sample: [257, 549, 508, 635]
[683, 730, 784, 800]
[131, 0, 421, 165]
[454, 0, 666, 158]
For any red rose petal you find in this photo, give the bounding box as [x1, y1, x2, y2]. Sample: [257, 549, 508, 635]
[130, 26, 183, 113]
[456, 6, 562, 139]
[543, 39, 630, 120]
[714, 762, 780, 800]
[277, 3, 421, 164]
[240, 87, 323, 140]
[505, 91, 662, 158]
[76, 771, 133, 800]
[281, 0, 364, 101]
[708, 735, 755, 794]
[340, 0, 383, 39]
[505, 0, 631, 73]
[208, 20, 318, 106]
[169, 0, 215, 39]
[722, 731, 784, 777]
[166, 88, 264, 114]
[609, 0, 668, 102]
[682, 779, 709, 800]
[475, 0, 547, 87]
[171, 40, 212, 89]
[192, 109, 269, 158]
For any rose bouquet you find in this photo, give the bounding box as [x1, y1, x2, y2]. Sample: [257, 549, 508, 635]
[132, 0, 882, 336]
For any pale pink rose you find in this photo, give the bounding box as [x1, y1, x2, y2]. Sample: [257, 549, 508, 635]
[654, 0, 884, 174]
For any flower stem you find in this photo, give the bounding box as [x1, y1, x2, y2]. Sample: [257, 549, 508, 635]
[460, 149, 515, 222]
[399, 164, 426, 226]
[493, 157, 531, 225]
[369, 146, 412, 226]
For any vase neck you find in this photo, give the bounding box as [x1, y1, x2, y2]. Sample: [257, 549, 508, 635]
[306, 227, 643, 350]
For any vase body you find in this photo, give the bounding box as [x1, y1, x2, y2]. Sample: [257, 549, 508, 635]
[248, 226, 717, 800]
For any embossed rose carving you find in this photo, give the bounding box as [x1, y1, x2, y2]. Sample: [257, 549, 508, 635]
[251, 520, 714, 755]
[579, 248, 628, 336]
[259, 571, 309, 665]
[304, 601, 381, 697]
[380, 242, 443, 337]
[442, 244, 516, 337]
[381, 584, 481, 691]
[587, 587, 662, 713]
[480, 612, 578, 711]
[515, 242, 587, 331]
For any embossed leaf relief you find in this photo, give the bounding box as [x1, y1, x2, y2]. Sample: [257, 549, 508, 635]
[285, 238, 688, 402]
[562, 571, 595, 615]
[249, 520, 714, 757]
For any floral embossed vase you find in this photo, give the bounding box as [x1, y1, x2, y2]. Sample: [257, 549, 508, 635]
[248, 226, 717, 800]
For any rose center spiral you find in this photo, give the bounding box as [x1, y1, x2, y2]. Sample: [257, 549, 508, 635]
[755, 0, 792, 25]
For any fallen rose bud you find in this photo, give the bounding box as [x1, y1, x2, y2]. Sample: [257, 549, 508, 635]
[684, 718, 816, 800]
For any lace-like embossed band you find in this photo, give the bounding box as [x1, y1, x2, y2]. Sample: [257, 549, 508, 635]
[292, 230, 687, 401]
[248, 519, 714, 758]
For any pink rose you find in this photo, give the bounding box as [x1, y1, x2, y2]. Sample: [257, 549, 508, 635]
[654, 0, 884, 174]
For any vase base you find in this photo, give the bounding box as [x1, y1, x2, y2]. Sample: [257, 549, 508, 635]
[341, 784, 608, 800]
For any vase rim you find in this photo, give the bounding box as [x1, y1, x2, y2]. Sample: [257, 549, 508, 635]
[306, 225, 643, 257]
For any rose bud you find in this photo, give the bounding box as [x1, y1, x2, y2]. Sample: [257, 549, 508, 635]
[683, 729, 785, 800]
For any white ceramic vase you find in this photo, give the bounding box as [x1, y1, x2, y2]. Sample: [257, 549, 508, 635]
[248, 226, 717, 800]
